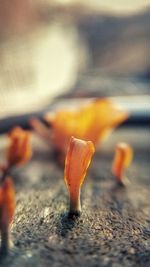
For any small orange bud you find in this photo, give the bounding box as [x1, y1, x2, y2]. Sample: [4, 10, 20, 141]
[64, 136, 95, 217]
[112, 142, 133, 186]
[7, 127, 32, 168]
[0, 177, 16, 254]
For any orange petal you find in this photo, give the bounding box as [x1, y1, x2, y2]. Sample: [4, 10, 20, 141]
[0, 177, 16, 227]
[45, 98, 128, 156]
[7, 127, 32, 167]
[112, 142, 133, 182]
[81, 99, 129, 143]
[64, 136, 95, 195]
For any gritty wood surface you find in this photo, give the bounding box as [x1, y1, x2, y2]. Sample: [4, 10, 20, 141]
[0, 128, 150, 267]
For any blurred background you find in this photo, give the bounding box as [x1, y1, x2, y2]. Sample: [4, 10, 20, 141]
[0, 0, 150, 118]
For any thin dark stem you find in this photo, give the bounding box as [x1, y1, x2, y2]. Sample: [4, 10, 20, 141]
[0, 222, 9, 256]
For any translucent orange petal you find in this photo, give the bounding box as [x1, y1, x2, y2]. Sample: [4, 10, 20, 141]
[112, 142, 133, 181]
[45, 98, 128, 155]
[64, 136, 95, 195]
[7, 127, 32, 167]
[0, 177, 16, 227]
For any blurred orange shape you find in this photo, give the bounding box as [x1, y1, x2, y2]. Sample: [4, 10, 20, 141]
[64, 136, 95, 216]
[30, 119, 51, 143]
[45, 99, 128, 156]
[112, 142, 133, 185]
[0, 177, 16, 228]
[7, 127, 32, 168]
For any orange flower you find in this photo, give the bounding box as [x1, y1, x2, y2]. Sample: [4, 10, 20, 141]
[64, 136, 95, 217]
[112, 142, 133, 186]
[45, 99, 128, 157]
[7, 127, 32, 168]
[0, 177, 16, 254]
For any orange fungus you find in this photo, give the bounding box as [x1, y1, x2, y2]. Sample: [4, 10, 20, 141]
[45, 99, 128, 156]
[112, 142, 133, 184]
[64, 136, 95, 216]
[7, 127, 32, 167]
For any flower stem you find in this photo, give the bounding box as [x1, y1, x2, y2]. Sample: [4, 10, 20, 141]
[69, 188, 81, 218]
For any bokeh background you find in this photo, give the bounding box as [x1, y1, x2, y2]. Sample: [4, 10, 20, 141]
[0, 0, 150, 117]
